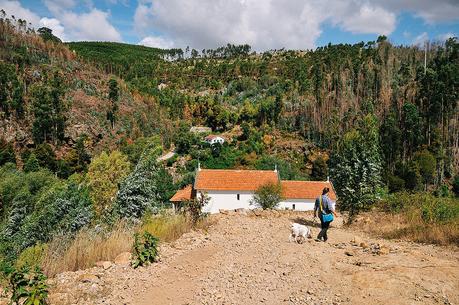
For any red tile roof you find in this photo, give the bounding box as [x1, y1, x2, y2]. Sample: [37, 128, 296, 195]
[281, 180, 337, 200]
[195, 169, 279, 191]
[170, 185, 193, 202]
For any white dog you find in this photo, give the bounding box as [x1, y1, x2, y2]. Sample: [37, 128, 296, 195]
[290, 223, 312, 243]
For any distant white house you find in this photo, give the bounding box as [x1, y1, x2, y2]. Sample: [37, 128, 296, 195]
[170, 167, 336, 214]
[204, 135, 225, 145]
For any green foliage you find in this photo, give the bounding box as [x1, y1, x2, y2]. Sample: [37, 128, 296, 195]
[107, 78, 119, 129]
[113, 152, 161, 219]
[0, 167, 93, 259]
[33, 144, 57, 172]
[4, 265, 48, 305]
[15, 244, 48, 270]
[30, 72, 66, 144]
[121, 136, 162, 165]
[185, 192, 210, 224]
[379, 192, 459, 224]
[131, 231, 159, 269]
[175, 124, 198, 155]
[0, 62, 24, 117]
[387, 174, 405, 193]
[453, 175, 459, 197]
[87, 151, 131, 216]
[37, 27, 61, 43]
[311, 156, 328, 181]
[255, 155, 305, 180]
[250, 182, 283, 210]
[0, 139, 15, 166]
[331, 114, 383, 219]
[413, 150, 437, 189]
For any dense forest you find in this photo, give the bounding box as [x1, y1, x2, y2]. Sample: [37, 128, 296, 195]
[0, 11, 458, 274]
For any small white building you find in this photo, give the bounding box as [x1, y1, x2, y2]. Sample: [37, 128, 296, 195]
[170, 168, 337, 214]
[204, 135, 225, 145]
[195, 168, 279, 214]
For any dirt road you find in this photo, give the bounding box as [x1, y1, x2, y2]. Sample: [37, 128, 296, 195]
[46, 211, 459, 305]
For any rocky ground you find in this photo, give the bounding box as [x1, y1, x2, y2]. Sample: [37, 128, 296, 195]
[2, 210, 458, 305]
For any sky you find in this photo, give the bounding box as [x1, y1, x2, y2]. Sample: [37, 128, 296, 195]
[1, 0, 458, 51]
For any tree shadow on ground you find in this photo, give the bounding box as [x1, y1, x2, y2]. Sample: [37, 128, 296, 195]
[290, 217, 321, 228]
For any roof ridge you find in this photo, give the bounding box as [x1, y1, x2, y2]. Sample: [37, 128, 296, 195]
[281, 180, 331, 183]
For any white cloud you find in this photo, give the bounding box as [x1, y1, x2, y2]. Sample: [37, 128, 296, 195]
[43, 0, 76, 14]
[138, 36, 175, 49]
[336, 3, 396, 35]
[0, 0, 40, 25]
[134, 0, 399, 50]
[412, 32, 428, 47]
[437, 32, 456, 42]
[39, 17, 66, 40]
[59, 9, 122, 41]
[377, 0, 459, 24]
[133, 0, 459, 50]
[0, 0, 121, 42]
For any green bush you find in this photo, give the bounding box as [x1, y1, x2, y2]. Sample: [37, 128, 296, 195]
[387, 174, 405, 193]
[453, 175, 459, 197]
[379, 192, 459, 224]
[250, 182, 283, 210]
[0, 139, 15, 166]
[5, 265, 48, 305]
[15, 244, 48, 269]
[131, 231, 159, 268]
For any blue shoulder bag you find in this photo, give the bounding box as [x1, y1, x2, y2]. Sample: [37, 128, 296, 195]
[320, 196, 334, 223]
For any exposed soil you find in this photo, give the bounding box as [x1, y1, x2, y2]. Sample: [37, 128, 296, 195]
[7, 211, 458, 305]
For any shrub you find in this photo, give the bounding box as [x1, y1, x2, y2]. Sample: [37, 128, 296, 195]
[141, 214, 191, 243]
[121, 136, 162, 165]
[0, 139, 15, 166]
[185, 192, 210, 224]
[250, 182, 283, 210]
[5, 266, 48, 305]
[453, 175, 459, 197]
[87, 151, 131, 216]
[387, 174, 405, 193]
[131, 231, 159, 268]
[312, 156, 328, 181]
[113, 154, 161, 219]
[413, 149, 436, 189]
[23, 153, 40, 173]
[15, 244, 48, 269]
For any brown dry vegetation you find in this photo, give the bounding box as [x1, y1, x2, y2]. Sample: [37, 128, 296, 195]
[351, 211, 459, 246]
[39, 214, 211, 277]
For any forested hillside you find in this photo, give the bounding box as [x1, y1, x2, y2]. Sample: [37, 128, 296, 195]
[0, 11, 458, 288]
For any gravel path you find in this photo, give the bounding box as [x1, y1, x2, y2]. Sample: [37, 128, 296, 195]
[31, 211, 459, 305]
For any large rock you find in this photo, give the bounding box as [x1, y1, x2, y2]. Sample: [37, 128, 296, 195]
[114, 252, 132, 265]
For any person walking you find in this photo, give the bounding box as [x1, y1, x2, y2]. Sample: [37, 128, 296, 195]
[314, 187, 337, 242]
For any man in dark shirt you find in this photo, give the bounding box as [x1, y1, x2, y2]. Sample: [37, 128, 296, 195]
[314, 187, 337, 242]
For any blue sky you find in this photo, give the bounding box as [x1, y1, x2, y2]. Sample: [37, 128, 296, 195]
[1, 0, 458, 50]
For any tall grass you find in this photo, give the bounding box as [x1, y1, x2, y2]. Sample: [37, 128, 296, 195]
[38, 213, 208, 277]
[357, 192, 459, 245]
[41, 222, 134, 277]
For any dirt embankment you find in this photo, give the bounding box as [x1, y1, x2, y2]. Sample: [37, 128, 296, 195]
[23, 211, 459, 305]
